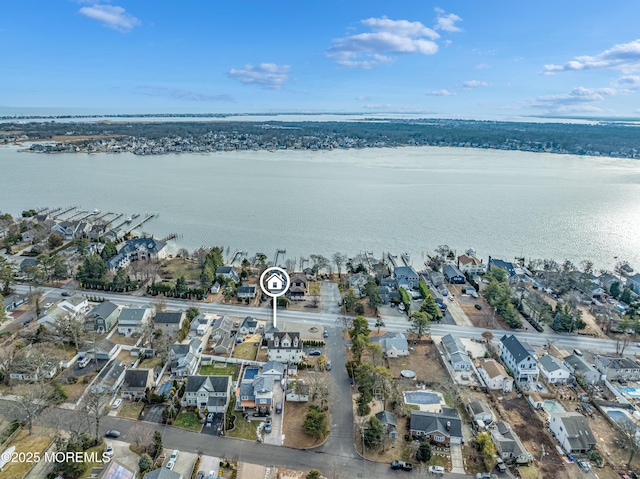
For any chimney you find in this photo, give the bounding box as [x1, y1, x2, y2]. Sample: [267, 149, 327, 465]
[446, 421, 451, 431]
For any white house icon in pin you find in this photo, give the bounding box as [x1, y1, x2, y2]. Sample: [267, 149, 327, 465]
[266, 273, 284, 292]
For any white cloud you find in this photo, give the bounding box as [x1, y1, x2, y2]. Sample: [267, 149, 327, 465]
[434, 10, 463, 32]
[462, 80, 488, 88]
[615, 75, 640, 89]
[363, 103, 395, 110]
[356, 95, 371, 101]
[79, 4, 140, 32]
[327, 16, 440, 68]
[137, 86, 233, 102]
[426, 89, 456, 96]
[476, 63, 490, 70]
[228, 63, 290, 90]
[530, 86, 616, 113]
[542, 39, 640, 74]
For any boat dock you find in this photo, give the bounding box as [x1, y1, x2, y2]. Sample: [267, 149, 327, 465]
[53, 206, 77, 219]
[387, 253, 398, 268]
[228, 249, 247, 264]
[273, 249, 286, 267]
[66, 209, 88, 221]
[104, 213, 122, 227]
[126, 213, 155, 233]
[401, 253, 411, 266]
[160, 233, 178, 242]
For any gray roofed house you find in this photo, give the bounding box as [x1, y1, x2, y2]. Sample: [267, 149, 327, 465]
[563, 354, 600, 384]
[379, 333, 409, 358]
[549, 412, 596, 454]
[117, 307, 151, 336]
[91, 359, 126, 394]
[268, 331, 303, 364]
[375, 410, 398, 438]
[237, 285, 257, 298]
[441, 334, 471, 371]
[538, 355, 571, 383]
[181, 375, 232, 412]
[262, 361, 285, 378]
[153, 311, 185, 335]
[410, 408, 463, 444]
[209, 315, 234, 354]
[491, 420, 531, 464]
[394, 266, 419, 289]
[488, 257, 516, 277]
[443, 264, 466, 284]
[142, 467, 182, 479]
[216, 266, 239, 283]
[500, 334, 538, 382]
[594, 355, 640, 381]
[468, 399, 494, 426]
[105, 237, 167, 270]
[121, 369, 153, 399]
[84, 301, 120, 333]
[79, 338, 118, 360]
[239, 316, 258, 335]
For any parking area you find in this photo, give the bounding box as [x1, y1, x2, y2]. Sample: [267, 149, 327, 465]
[196, 455, 222, 478]
[263, 387, 284, 445]
[201, 413, 224, 436]
[108, 440, 140, 472]
[163, 449, 197, 478]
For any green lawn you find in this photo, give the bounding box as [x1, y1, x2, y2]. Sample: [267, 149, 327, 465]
[118, 401, 144, 420]
[200, 364, 237, 379]
[226, 415, 259, 440]
[159, 259, 202, 282]
[174, 411, 203, 432]
[232, 342, 258, 361]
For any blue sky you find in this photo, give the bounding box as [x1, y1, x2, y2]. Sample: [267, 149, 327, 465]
[2, 1, 640, 118]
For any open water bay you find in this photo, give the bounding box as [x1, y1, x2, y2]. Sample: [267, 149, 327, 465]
[1, 145, 639, 270]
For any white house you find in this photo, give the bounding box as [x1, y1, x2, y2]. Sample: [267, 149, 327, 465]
[457, 252, 486, 275]
[549, 412, 596, 454]
[239, 316, 258, 335]
[479, 359, 513, 393]
[500, 334, 538, 383]
[58, 294, 89, 315]
[117, 307, 151, 336]
[181, 375, 231, 412]
[441, 334, 472, 371]
[268, 332, 303, 364]
[594, 355, 640, 381]
[538, 355, 571, 384]
[379, 333, 409, 358]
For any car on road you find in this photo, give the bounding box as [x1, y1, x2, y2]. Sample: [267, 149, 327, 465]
[325, 360, 332, 371]
[104, 443, 114, 457]
[428, 465, 445, 475]
[323, 331, 329, 338]
[105, 430, 120, 438]
[308, 350, 322, 356]
[44, 302, 53, 309]
[577, 459, 590, 471]
[61, 291, 71, 297]
[390, 460, 413, 471]
[166, 461, 175, 470]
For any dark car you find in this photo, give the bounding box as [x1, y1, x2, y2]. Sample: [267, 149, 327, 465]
[105, 430, 121, 438]
[308, 350, 322, 356]
[61, 291, 71, 297]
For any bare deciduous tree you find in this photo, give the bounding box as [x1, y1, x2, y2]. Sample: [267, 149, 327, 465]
[83, 389, 113, 441]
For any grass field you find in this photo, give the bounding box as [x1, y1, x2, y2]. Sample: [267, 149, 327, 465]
[118, 401, 144, 420]
[199, 364, 237, 379]
[233, 342, 258, 361]
[159, 259, 202, 282]
[174, 411, 202, 432]
[226, 415, 258, 440]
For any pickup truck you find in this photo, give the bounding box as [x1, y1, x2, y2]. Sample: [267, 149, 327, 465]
[390, 460, 413, 471]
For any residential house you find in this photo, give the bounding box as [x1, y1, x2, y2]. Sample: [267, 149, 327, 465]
[594, 355, 640, 381]
[468, 399, 494, 427]
[409, 408, 463, 444]
[599, 272, 619, 292]
[379, 333, 409, 358]
[549, 412, 596, 454]
[3, 294, 27, 313]
[479, 359, 514, 393]
[500, 335, 538, 383]
[79, 338, 118, 361]
[141, 465, 182, 479]
[424, 270, 444, 288]
[153, 311, 185, 336]
[106, 237, 168, 271]
[268, 332, 303, 364]
[216, 266, 239, 283]
[394, 266, 420, 289]
[491, 421, 531, 464]
[237, 285, 257, 299]
[348, 273, 369, 296]
[261, 361, 285, 380]
[100, 461, 137, 479]
[239, 316, 258, 335]
[90, 360, 126, 394]
[210, 282, 221, 294]
[374, 410, 398, 438]
[237, 369, 274, 412]
[190, 313, 213, 336]
[538, 355, 571, 384]
[286, 381, 310, 402]
[264, 325, 279, 341]
[59, 294, 89, 315]
[121, 369, 153, 399]
[20, 257, 37, 272]
[117, 308, 151, 336]
[84, 301, 120, 333]
[627, 273, 640, 294]
[169, 338, 201, 377]
[528, 392, 544, 409]
[52, 221, 79, 241]
[488, 257, 516, 277]
[209, 315, 234, 355]
[457, 253, 486, 275]
[181, 375, 232, 412]
[9, 353, 58, 382]
[563, 354, 601, 384]
[443, 264, 466, 284]
[442, 334, 472, 371]
[288, 273, 307, 301]
[377, 285, 393, 304]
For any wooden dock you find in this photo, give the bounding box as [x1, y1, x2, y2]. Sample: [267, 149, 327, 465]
[387, 253, 398, 268]
[54, 206, 77, 219]
[126, 213, 155, 233]
[273, 249, 286, 267]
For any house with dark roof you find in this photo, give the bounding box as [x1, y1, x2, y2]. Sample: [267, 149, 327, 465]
[394, 266, 420, 289]
[627, 273, 640, 294]
[500, 334, 538, 383]
[488, 257, 516, 277]
[563, 354, 600, 384]
[409, 408, 463, 444]
[90, 359, 125, 394]
[236, 369, 275, 412]
[153, 311, 185, 336]
[216, 266, 239, 283]
[237, 285, 257, 299]
[181, 375, 232, 412]
[239, 316, 258, 335]
[374, 410, 398, 438]
[549, 412, 596, 454]
[261, 361, 285, 379]
[491, 420, 531, 464]
[142, 467, 182, 479]
[538, 355, 571, 384]
[468, 399, 494, 427]
[443, 264, 466, 284]
[594, 355, 640, 381]
[84, 301, 120, 333]
[169, 338, 201, 377]
[268, 332, 303, 364]
[209, 315, 234, 355]
[442, 334, 471, 371]
[105, 237, 167, 271]
[117, 307, 151, 336]
[288, 273, 307, 301]
[121, 369, 153, 399]
[79, 338, 118, 360]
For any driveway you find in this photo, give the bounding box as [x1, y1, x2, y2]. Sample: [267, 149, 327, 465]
[263, 387, 284, 445]
[201, 413, 224, 436]
[450, 442, 465, 474]
[143, 404, 165, 423]
[197, 454, 222, 477]
[321, 281, 341, 314]
[167, 450, 198, 478]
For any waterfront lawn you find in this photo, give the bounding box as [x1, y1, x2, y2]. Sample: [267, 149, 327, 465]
[118, 401, 144, 420]
[232, 342, 258, 361]
[200, 364, 237, 379]
[159, 259, 202, 282]
[1, 429, 53, 479]
[174, 411, 202, 432]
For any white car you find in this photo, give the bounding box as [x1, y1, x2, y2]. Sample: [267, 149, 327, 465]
[166, 461, 175, 470]
[44, 302, 53, 309]
[428, 465, 445, 475]
[104, 443, 114, 457]
[112, 399, 122, 409]
[169, 450, 179, 462]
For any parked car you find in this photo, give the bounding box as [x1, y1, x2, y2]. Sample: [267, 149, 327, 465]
[323, 331, 329, 338]
[111, 399, 122, 409]
[325, 360, 332, 371]
[104, 443, 114, 457]
[428, 465, 445, 475]
[169, 450, 179, 462]
[308, 350, 322, 356]
[105, 430, 120, 438]
[275, 402, 282, 414]
[390, 460, 413, 471]
[166, 461, 175, 470]
[264, 423, 272, 434]
[577, 459, 590, 471]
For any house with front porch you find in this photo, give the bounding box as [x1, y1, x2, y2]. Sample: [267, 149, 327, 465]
[288, 273, 307, 301]
[216, 266, 239, 283]
[375, 410, 398, 438]
[409, 408, 463, 444]
[238, 316, 258, 335]
[84, 301, 120, 333]
[491, 420, 531, 464]
[500, 334, 538, 383]
[237, 286, 256, 299]
[153, 311, 185, 336]
[268, 332, 303, 364]
[236, 368, 275, 412]
[538, 354, 571, 384]
[181, 375, 232, 412]
[378, 333, 409, 358]
[169, 338, 201, 377]
[442, 334, 471, 371]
